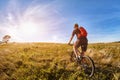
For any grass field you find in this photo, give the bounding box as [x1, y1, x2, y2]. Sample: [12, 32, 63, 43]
[0, 42, 120, 80]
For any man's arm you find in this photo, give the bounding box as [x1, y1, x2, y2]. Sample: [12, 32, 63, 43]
[68, 30, 75, 45]
[68, 35, 74, 44]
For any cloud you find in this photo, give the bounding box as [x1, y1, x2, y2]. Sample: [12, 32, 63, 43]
[0, 0, 66, 42]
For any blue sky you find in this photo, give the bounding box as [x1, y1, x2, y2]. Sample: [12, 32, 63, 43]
[0, 0, 120, 43]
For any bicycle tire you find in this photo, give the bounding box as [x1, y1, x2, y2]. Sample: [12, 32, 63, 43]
[81, 56, 95, 77]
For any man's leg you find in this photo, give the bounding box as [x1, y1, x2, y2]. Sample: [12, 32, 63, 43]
[73, 40, 80, 58]
[73, 44, 78, 58]
[81, 45, 86, 56]
[81, 37, 88, 56]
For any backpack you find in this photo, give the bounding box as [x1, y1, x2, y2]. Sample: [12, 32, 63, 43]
[78, 27, 87, 38]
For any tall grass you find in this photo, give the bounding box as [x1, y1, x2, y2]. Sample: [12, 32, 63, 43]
[0, 42, 119, 80]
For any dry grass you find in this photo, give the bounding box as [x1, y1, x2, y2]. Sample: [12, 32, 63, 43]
[0, 42, 119, 80]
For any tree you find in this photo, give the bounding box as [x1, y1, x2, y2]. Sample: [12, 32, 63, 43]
[0, 35, 11, 44]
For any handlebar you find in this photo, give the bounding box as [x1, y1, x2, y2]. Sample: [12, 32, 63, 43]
[68, 44, 74, 46]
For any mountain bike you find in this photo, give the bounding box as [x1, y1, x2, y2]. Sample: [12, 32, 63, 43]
[69, 44, 95, 77]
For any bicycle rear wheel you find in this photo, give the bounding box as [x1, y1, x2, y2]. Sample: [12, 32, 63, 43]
[80, 56, 95, 77]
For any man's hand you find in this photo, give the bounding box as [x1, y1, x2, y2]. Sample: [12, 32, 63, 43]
[68, 42, 70, 45]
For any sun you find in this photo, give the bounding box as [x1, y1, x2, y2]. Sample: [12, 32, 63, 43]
[19, 22, 38, 36]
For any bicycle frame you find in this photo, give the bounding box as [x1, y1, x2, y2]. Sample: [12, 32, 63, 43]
[70, 44, 82, 58]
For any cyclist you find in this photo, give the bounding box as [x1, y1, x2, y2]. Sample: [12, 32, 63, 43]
[68, 23, 88, 59]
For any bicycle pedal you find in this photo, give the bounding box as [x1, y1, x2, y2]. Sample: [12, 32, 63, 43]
[77, 56, 81, 60]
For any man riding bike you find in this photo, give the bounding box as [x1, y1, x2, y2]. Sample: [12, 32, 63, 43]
[68, 23, 88, 60]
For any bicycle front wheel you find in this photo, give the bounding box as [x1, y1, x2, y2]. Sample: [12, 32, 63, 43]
[80, 56, 95, 77]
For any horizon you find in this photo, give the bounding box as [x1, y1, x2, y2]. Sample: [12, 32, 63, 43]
[0, 0, 120, 43]
[7, 40, 120, 44]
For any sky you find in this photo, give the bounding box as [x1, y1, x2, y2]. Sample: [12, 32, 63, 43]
[0, 0, 120, 43]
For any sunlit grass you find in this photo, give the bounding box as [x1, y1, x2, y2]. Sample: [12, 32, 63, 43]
[0, 42, 120, 80]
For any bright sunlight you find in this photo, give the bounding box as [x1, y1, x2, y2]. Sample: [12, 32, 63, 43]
[19, 22, 39, 36]
[0, 0, 64, 42]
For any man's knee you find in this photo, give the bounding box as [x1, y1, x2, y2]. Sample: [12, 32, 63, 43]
[74, 44, 78, 50]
